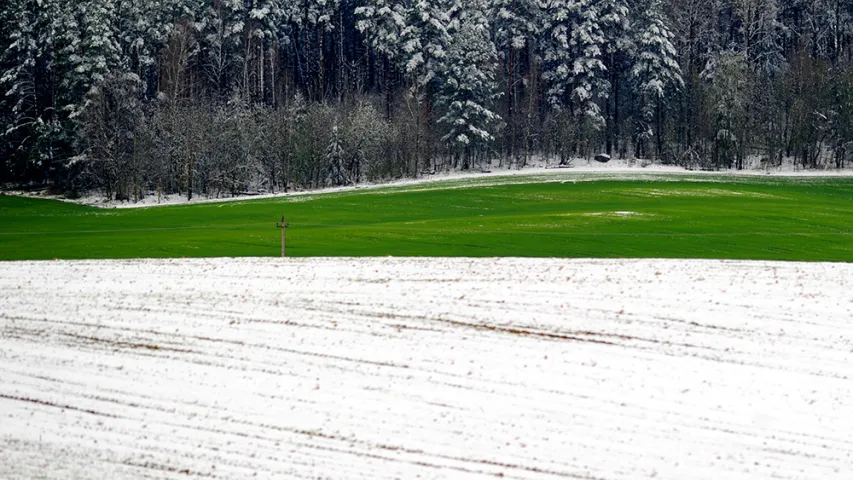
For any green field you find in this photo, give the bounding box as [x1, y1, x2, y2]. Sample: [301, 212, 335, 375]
[2, 173, 853, 261]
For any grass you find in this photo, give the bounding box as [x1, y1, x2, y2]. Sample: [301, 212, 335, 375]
[2, 173, 853, 262]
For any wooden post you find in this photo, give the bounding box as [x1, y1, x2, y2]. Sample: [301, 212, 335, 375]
[276, 217, 288, 257]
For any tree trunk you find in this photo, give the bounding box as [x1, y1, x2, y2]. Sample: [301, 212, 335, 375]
[655, 100, 663, 160]
[606, 52, 614, 156]
[524, 44, 537, 168]
[385, 57, 392, 120]
[425, 87, 433, 172]
[319, 30, 325, 100]
[186, 154, 194, 201]
[508, 44, 516, 161]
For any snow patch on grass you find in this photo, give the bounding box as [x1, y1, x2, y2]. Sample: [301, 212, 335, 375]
[614, 187, 786, 199]
[545, 210, 656, 221]
[582, 210, 648, 217]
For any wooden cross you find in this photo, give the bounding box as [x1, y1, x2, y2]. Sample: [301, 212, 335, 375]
[276, 217, 288, 257]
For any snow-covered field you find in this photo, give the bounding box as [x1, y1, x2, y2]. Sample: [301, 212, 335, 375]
[1, 257, 852, 479]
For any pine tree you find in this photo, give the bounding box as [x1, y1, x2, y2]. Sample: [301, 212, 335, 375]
[115, 0, 173, 78]
[355, 0, 408, 116]
[398, 0, 452, 95]
[249, 0, 285, 35]
[76, 72, 143, 199]
[325, 124, 347, 185]
[2, 1, 44, 138]
[196, 0, 245, 98]
[704, 51, 752, 168]
[490, 0, 540, 51]
[599, 0, 632, 155]
[733, 0, 785, 75]
[539, 0, 609, 129]
[389, 0, 453, 172]
[355, 0, 407, 58]
[600, 0, 631, 55]
[356, 0, 456, 121]
[437, 0, 501, 167]
[828, 63, 853, 168]
[780, 0, 853, 61]
[489, 0, 541, 159]
[246, 0, 285, 103]
[1, 0, 67, 179]
[281, 0, 343, 100]
[631, 0, 683, 159]
[62, 0, 124, 118]
[284, 0, 341, 29]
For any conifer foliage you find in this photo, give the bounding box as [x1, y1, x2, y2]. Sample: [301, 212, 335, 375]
[631, 0, 683, 158]
[437, 0, 501, 164]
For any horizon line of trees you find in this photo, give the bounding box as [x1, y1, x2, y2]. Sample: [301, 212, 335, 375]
[2, 0, 853, 200]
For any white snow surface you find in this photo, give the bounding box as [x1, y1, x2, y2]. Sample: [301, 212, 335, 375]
[1, 257, 852, 479]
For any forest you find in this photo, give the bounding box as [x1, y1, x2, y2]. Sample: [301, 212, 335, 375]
[2, 0, 853, 200]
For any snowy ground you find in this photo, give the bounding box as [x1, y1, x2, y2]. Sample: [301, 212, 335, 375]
[7, 158, 853, 209]
[1, 257, 852, 479]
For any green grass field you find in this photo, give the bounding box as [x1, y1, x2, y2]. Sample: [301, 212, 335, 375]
[2, 173, 853, 261]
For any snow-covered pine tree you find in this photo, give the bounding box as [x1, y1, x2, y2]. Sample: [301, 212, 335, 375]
[2, 1, 40, 123]
[249, 0, 285, 36]
[279, 0, 343, 101]
[113, 0, 175, 94]
[662, 0, 720, 75]
[195, 0, 245, 99]
[76, 71, 143, 199]
[355, 0, 408, 117]
[490, 0, 540, 52]
[733, 0, 785, 76]
[382, 0, 453, 171]
[598, 0, 631, 156]
[631, 0, 683, 159]
[325, 124, 347, 186]
[599, 0, 631, 50]
[828, 63, 853, 168]
[828, 0, 853, 64]
[244, 0, 285, 103]
[437, 0, 501, 168]
[355, 0, 406, 58]
[398, 0, 452, 97]
[284, 0, 341, 29]
[2, 1, 44, 142]
[703, 51, 752, 169]
[1, 0, 70, 180]
[488, 0, 541, 159]
[778, 0, 836, 59]
[61, 0, 124, 119]
[539, 0, 609, 130]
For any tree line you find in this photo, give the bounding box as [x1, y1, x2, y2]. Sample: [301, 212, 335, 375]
[2, 0, 852, 200]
